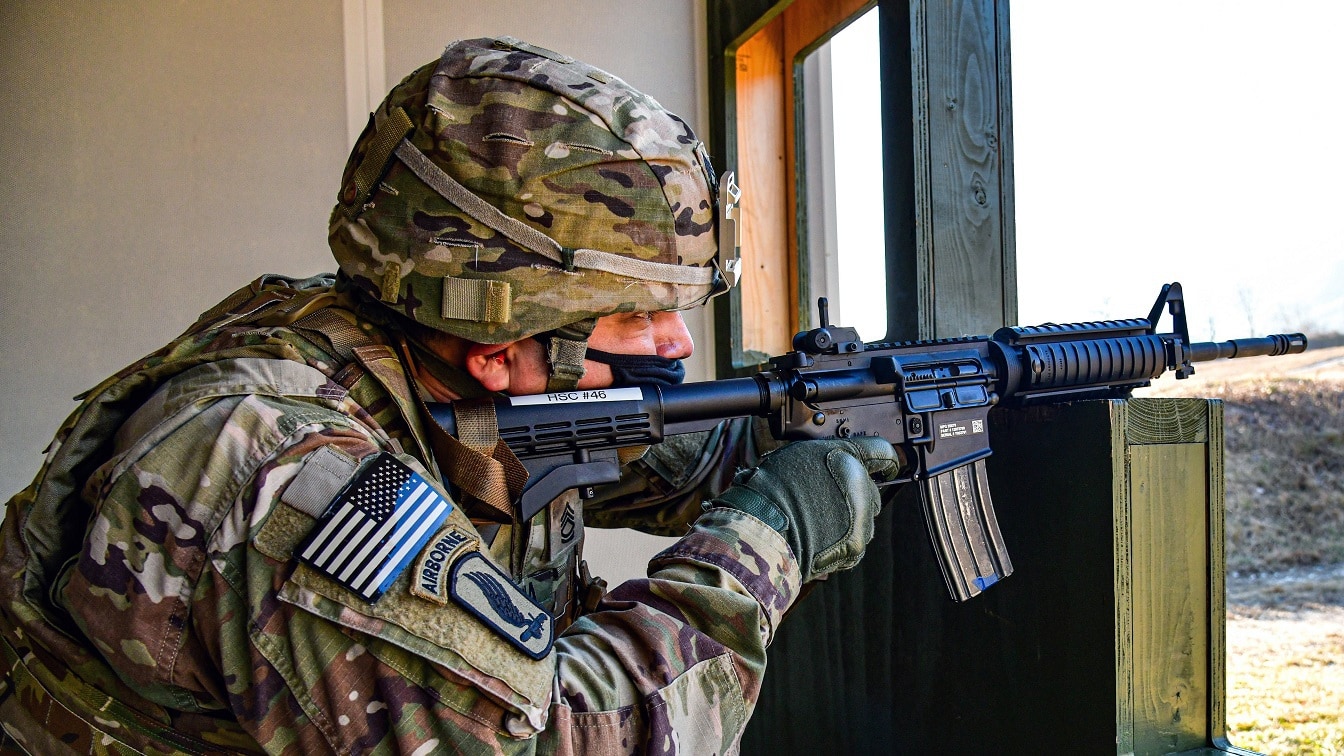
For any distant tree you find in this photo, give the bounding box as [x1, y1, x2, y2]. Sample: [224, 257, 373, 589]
[1238, 287, 1257, 337]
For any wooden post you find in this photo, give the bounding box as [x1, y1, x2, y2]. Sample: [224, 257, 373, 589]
[742, 398, 1257, 755]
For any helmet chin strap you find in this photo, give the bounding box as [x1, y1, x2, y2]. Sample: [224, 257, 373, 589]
[539, 319, 597, 392]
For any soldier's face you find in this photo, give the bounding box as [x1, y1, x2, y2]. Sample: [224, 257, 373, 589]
[466, 311, 693, 396]
[587, 310, 694, 361]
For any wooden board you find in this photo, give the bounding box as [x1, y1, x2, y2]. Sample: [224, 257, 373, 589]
[735, 21, 792, 358]
[732, 0, 874, 360]
[709, 0, 1017, 373]
[780, 0, 877, 338]
[912, 0, 1015, 338]
[1129, 442, 1210, 754]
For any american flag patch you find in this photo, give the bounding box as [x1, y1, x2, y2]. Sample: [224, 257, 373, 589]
[297, 453, 453, 603]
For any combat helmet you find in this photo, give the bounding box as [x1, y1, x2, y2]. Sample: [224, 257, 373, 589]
[330, 36, 739, 388]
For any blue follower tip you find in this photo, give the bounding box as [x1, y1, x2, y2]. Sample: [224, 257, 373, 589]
[973, 574, 1000, 591]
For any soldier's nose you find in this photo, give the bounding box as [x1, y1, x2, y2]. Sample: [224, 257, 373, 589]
[655, 312, 693, 360]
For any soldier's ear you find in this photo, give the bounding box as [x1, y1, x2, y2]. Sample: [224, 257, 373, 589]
[464, 343, 513, 393]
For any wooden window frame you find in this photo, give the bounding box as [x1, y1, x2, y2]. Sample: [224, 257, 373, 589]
[708, 0, 1017, 377]
[708, 0, 898, 375]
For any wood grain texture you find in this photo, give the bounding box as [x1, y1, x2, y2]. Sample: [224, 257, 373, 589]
[711, 0, 1016, 364]
[732, 0, 873, 359]
[908, 0, 935, 337]
[707, 0, 792, 374]
[782, 0, 872, 55]
[1207, 401, 1229, 746]
[715, 0, 1010, 357]
[710, 0, 790, 51]
[1128, 398, 1210, 445]
[1113, 400, 1137, 754]
[1130, 442, 1210, 754]
[735, 21, 792, 357]
[878, 0, 922, 340]
[781, 0, 872, 336]
[994, 0, 1017, 323]
[744, 397, 1234, 755]
[913, 0, 1011, 338]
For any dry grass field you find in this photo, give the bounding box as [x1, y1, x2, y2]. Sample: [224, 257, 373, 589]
[1225, 568, 1344, 755]
[1139, 344, 1344, 755]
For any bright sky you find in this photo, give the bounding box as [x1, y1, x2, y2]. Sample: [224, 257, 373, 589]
[829, 2, 1344, 342]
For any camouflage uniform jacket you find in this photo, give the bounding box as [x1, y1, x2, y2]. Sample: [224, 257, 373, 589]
[0, 275, 798, 755]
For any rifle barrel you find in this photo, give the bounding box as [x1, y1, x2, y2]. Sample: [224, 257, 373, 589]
[660, 376, 776, 424]
[1186, 333, 1307, 363]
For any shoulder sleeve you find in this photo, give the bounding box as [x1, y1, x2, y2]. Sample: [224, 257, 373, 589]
[58, 381, 391, 725]
[543, 507, 799, 753]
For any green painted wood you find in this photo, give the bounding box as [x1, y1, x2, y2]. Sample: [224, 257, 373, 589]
[911, 0, 1016, 339]
[1129, 442, 1210, 753]
[1207, 402, 1230, 748]
[994, 0, 1017, 324]
[877, 0, 920, 341]
[742, 398, 1250, 756]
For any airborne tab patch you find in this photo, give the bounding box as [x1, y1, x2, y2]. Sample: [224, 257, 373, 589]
[450, 552, 555, 659]
[296, 453, 453, 603]
[411, 525, 478, 605]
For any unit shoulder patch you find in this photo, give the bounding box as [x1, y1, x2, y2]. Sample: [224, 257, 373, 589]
[410, 525, 478, 605]
[296, 452, 453, 602]
[450, 552, 555, 660]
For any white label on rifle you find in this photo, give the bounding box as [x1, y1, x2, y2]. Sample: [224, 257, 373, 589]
[508, 387, 645, 406]
[938, 420, 983, 439]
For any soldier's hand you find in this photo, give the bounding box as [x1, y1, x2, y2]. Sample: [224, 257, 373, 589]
[708, 437, 901, 583]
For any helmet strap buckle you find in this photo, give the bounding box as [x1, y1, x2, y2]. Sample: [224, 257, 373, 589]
[537, 319, 596, 392]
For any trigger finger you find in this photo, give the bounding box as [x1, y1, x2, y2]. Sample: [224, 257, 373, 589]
[843, 437, 900, 478]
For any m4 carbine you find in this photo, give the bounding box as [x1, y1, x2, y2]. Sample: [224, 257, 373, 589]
[428, 282, 1306, 602]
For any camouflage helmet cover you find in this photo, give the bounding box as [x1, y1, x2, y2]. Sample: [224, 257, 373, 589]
[330, 36, 728, 344]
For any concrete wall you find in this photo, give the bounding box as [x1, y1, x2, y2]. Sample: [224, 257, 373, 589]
[0, 1, 702, 582]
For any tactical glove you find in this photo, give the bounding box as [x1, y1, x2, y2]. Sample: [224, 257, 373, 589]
[709, 437, 901, 583]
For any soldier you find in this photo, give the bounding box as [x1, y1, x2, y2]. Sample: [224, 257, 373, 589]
[0, 38, 900, 754]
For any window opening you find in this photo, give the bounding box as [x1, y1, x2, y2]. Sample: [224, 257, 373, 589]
[801, 7, 887, 340]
